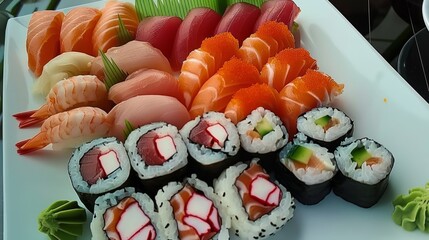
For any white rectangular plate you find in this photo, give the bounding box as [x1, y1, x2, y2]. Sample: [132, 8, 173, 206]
[3, 0, 429, 239]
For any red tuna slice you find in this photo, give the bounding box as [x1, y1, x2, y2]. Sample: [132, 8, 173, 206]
[80, 148, 120, 185]
[170, 8, 222, 71]
[189, 121, 227, 149]
[214, 3, 260, 44]
[254, 0, 301, 31]
[137, 131, 177, 166]
[250, 176, 281, 206]
[135, 16, 182, 59]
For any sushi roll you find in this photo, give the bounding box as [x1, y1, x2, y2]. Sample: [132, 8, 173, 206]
[155, 175, 230, 240]
[69, 137, 131, 212]
[277, 139, 337, 205]
[91, 187, 164, 240]
[333, 138, 394, 208]
[180, 112, 240, 183]
[124, 122, 188, 196]
[214, 160, 294, 239]
[296, 107, 353, 151]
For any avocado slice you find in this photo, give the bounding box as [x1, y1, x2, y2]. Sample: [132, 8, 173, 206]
[314, 115, 332, 127]
[254, 118, 274, 138]
[351, 146, 372, 168]
[287, 145, 313, 164]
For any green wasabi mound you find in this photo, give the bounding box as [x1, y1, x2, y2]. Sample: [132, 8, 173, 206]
[38, 200, 87, 240]
[392, 183, 429, 233]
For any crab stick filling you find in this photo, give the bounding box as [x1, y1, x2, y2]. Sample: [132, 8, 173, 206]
[189, 120, 228, 149]
[235, 163, 281, 221]
[104, 197, 156, 240]
[138, 131, 177, 166]
[170, 185, 221, 240]
[80, 147, 121, 185]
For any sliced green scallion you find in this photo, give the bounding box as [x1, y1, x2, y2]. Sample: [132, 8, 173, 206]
[99, 50, 128, 90]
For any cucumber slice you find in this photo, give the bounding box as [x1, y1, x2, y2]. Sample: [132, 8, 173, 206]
[314, 115, 331, 127]
[254, 118, 273, 137]
[287, 145, 313, 164]
[351, 146, 372, 168]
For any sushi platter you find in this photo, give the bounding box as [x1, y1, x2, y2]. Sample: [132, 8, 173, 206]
[3, 0, 429, 239]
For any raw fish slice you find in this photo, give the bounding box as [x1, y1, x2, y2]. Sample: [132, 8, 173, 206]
[108, 68, 182, 104]
[254, 0, 301, 31]
[90, 41, 172, 80]
[278, 69, 344, 137]
[60, 7, 101, 55]
[170, 8, 222, 71]
[214, 2, 261, 44]
[107, 95, 191, 141]
[236, 21, 295, 71]
[260, 48, 317, 92]
[178, 32, 239, 108]
[26, 10, 64, 77]
[189, 58, 261, 118]
[135, 16, 182, 59]
[224, 83, 279, 124]
[92, 1, 139, 55]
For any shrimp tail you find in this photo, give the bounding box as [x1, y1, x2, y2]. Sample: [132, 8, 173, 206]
[16, 132, 49, 155]
[13, 110, 37, 120]
[13, 105, 51, 128]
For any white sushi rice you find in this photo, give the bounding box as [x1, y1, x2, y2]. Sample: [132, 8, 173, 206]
[155, 175, 230, 240]
[90, 187, 164, 240]
[180, 112, 240, 165]
[297, 107, 352, 142]
[125, 122, 188, 179]
[237, 107, 288, 154]
[213, 160, 294, 240]
[280, 142, 336, 185]
[69, 137, 131, 194]
[335, 138, 393, 185]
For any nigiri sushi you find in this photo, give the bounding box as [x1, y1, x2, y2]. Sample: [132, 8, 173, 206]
[254, 0, 301, 31]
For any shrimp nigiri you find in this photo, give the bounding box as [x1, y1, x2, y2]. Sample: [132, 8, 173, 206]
[278, 69, 344, 137]
[16, 107, 111, 155]
[236, 21, 295, 71]
[14, 75, 110, 128]
[178, 32, 239, 108]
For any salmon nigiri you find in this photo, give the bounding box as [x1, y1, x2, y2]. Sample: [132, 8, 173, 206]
[260, 48, 317, 92]
[224, 83, 279, 124]
[178, 32, 239, 108]
[92, 1, 139, 55]
[60, 7, 101, 55]
[278, 69, 344, 137]
[236, 21, 294, 71]
[26, 10, 64, 77]
[189, 57, 261, 118]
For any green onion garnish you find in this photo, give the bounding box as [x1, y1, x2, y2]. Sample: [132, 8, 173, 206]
[100, 50, 128, 90]
[117, 15, 133, 45]
[123, 120, 136, 139]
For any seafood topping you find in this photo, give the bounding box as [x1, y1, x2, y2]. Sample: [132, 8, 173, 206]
[104, 197, 156, 240]
[80, 148, 120, 185]
[138, 131, 177, 166]
[250, 176, 281, 206]
[189, 121, 227, 149]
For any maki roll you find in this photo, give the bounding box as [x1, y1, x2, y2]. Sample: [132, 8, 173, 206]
[69, 137, 132, 212]
[277, 140, 336, 205]
[124, 122, 188, 196]
[297, 107, 353, 151]
[214, 160, 294, 239]
[91, 187, 163, 240]
[180, 112, 240, 183]
[333, 138, 394, 208]
[155, 176, 230, 240]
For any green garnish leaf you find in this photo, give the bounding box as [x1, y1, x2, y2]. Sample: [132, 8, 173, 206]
[100, 50, 128, 90]
[123, 119, 136, 139]
[117, 15, 133, 45]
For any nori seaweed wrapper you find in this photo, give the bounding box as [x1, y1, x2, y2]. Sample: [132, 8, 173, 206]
[188, 155, 240, 185]
[237, 149, 279, 176]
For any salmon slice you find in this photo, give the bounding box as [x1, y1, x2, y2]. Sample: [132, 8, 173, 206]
[26, 10, 64, 77]
[60, 7, 101, 55]
[178, 32, 239, 108]
[236, 21, 294, 71]
[278, 69, 344, 137]
[189, 57, 261, 118]
[292, 155, 327, 171]
[224, 83, 279, 124]
[260, 48, 317, 92]
[92, 1, 139, 55]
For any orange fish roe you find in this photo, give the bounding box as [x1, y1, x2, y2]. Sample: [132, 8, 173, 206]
[254, 21, 295, 51]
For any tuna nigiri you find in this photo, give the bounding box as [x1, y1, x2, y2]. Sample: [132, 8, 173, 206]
[278, 69, 344, 136]
[254, 0, 301, 31]
[224, 83, 280, 124]
[60, 7, 101, 55]
[178, 32, 239, 108]
[189, 57, 261, 118]
[26, 10, 64, 77]
[260, 48, 317, 92]
[236, 21, 295, 71]
[92, 1, 139, 55]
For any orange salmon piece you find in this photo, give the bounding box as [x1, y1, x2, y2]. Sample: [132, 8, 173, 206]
[292, 155, 327, 171]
